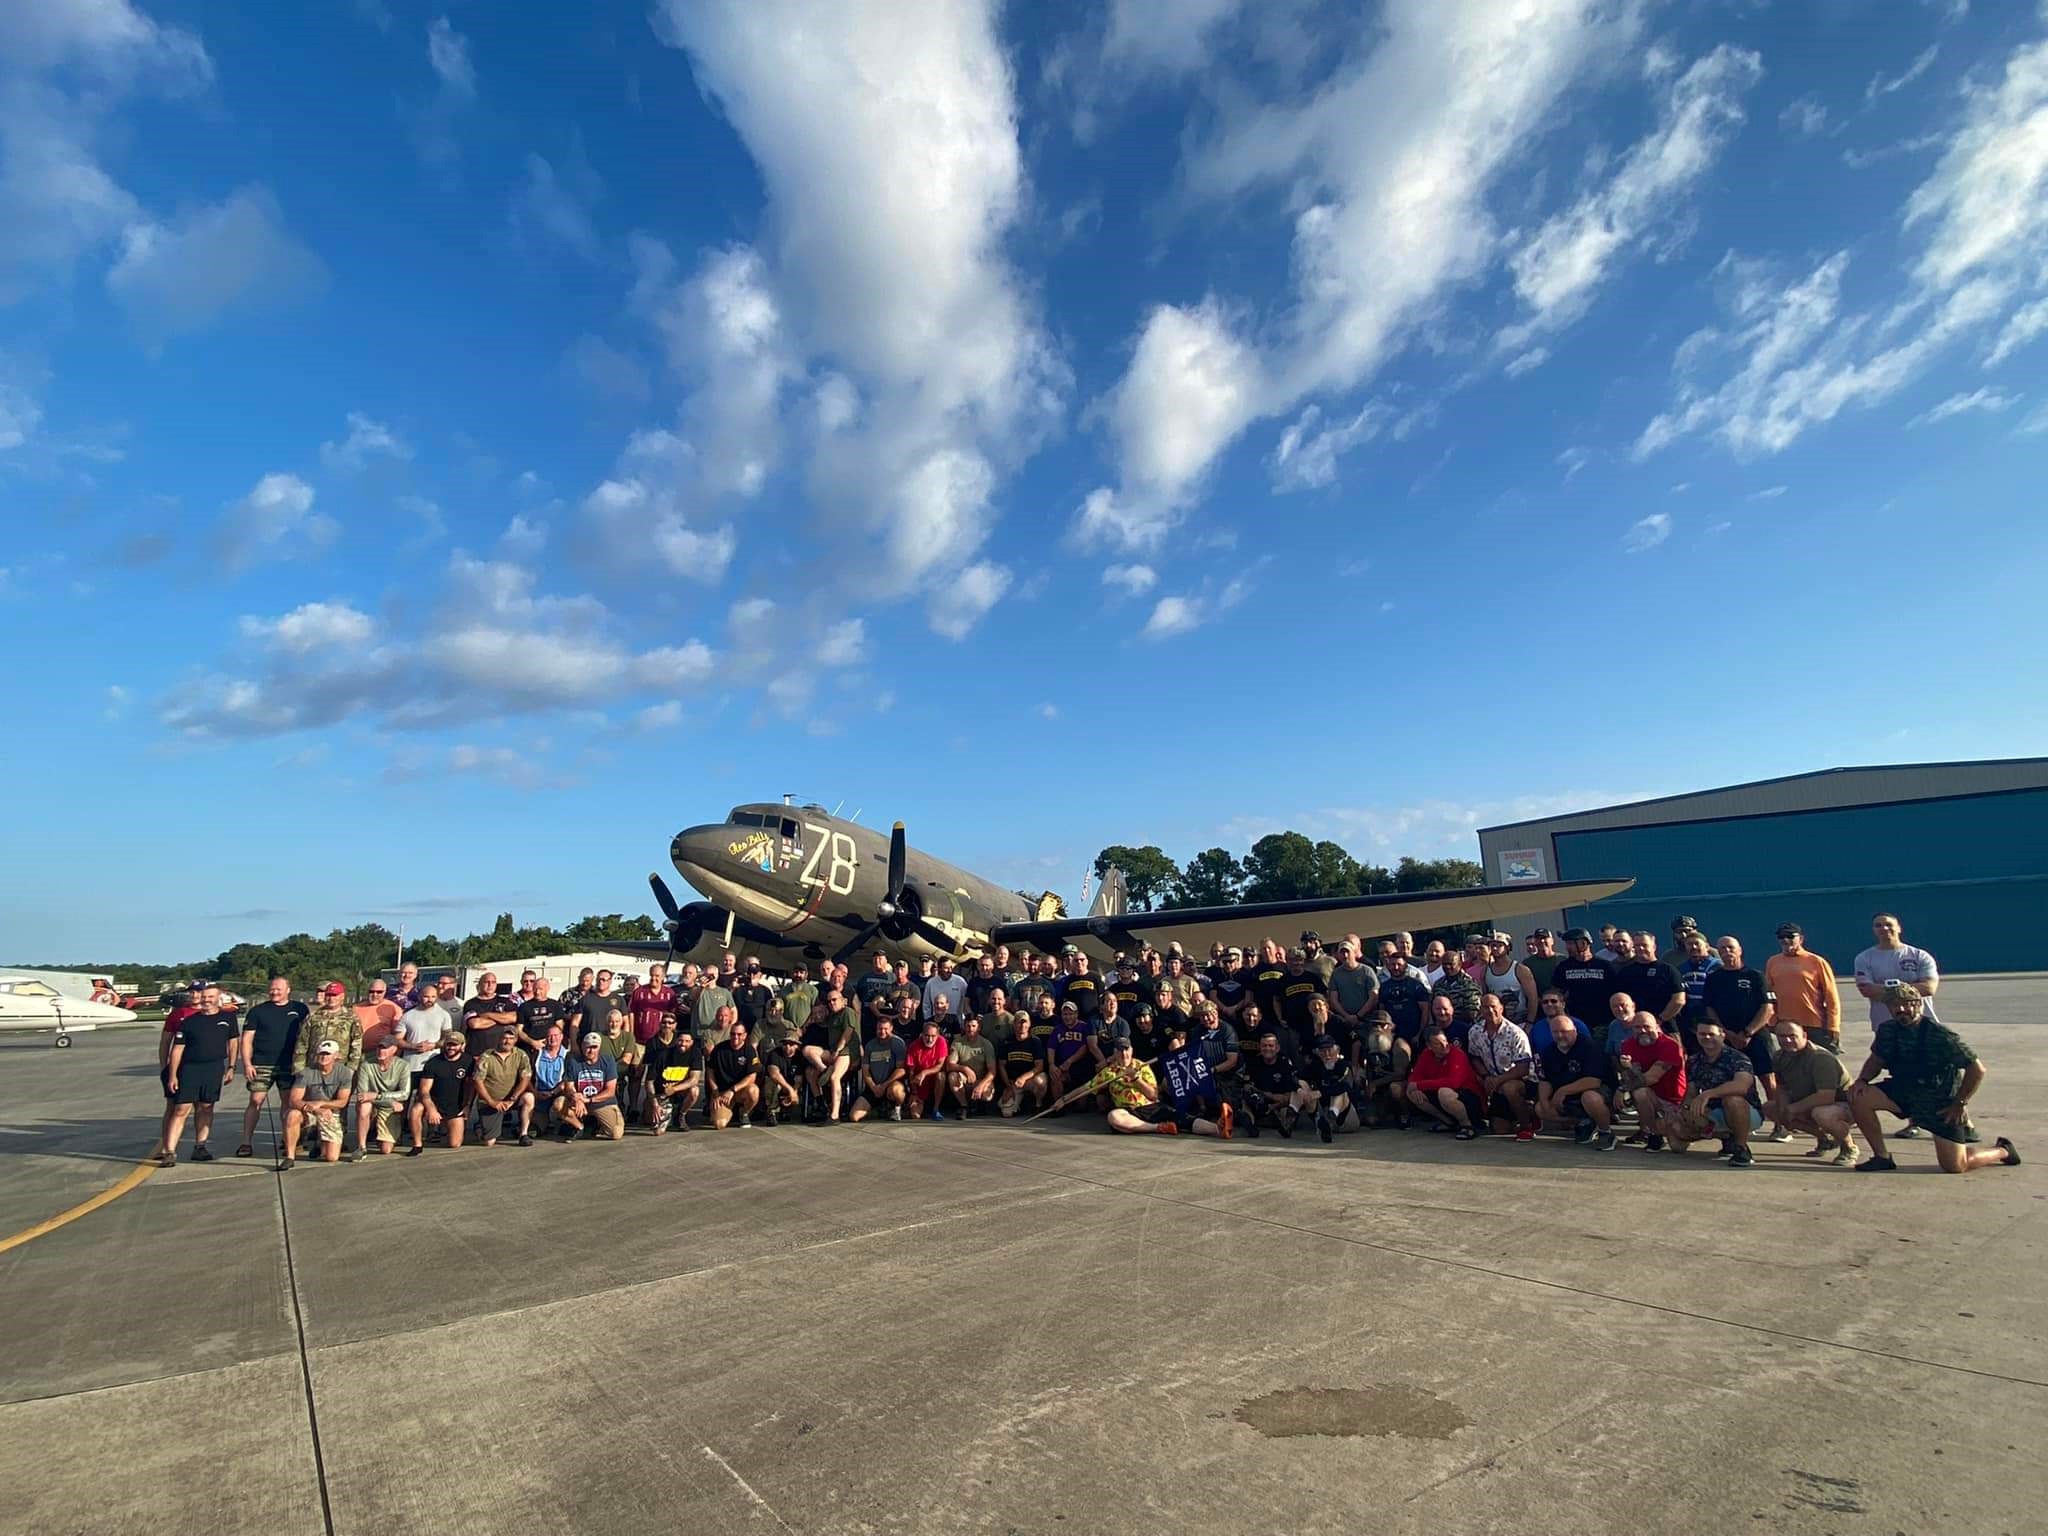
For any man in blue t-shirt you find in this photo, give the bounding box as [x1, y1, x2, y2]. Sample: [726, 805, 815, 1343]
[1536, 1010, 1615, 1150]
[1157, 1021, 1231, 1138]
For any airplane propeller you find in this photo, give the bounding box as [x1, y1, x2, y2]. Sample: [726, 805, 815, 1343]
[648, 871, 706, 968]
[831, 821, 955, 963]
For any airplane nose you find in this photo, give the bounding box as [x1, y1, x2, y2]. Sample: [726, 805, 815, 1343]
[669, 824, 730, 878]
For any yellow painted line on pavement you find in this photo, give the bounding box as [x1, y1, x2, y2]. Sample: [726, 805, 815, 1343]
[0, 1158, 161, 1257]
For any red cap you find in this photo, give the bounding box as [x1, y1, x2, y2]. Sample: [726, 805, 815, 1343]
[322, 982, 346, 997]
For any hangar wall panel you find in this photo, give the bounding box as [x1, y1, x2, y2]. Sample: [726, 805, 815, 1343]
[1549, 787, 2048, 974]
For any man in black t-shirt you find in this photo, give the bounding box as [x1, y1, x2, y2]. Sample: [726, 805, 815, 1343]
[1209, 950, 1249, 1027]
[408, 1032, 472, 1153]
[1249, 942, 1289, 1027]
[1277, 950, 1328, 1056]
[1702, 935, 1781, 1133]
[159, 982, 239, 1165]
[1616, 932, 1684, 1032]
[237, 975, 308, 1159]
[1552, 929, 1619, 1036]
[573, 974, 624, 1047]
[1247, 1032, 1308, 1137]
[997, 1013, 1049, 1117]
[733, 959, 776, 1030]
[516, 982, 565, 1056]
[709, 1021, 762, 1129]
[855, 952, 897, 1039]
[1149, 982, 1192, 1041]
[1300, 1034, 1353, 1142]
[1536, 1014, 1615, 1149]
[643, 1022, 704, 1133]
[1107, 960, 1146, 1019]
[462, 973, 520, 1055]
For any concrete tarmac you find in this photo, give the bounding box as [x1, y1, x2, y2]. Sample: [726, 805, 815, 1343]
[2, 980, 2044, 1535]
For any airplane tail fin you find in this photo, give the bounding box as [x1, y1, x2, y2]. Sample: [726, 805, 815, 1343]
[1089, 865, 1128, 919]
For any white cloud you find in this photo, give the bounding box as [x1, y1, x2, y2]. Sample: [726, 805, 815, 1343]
[500, 514, 547, 559]
[0, 1, 211, 299]
[216, 472, 335, 567]
[103, 684, 128, 720]
[426, 17, 474, 99]
[1141, 594, 1200, 640]
[1101, 0, 1248, 75]
[1781, 96, 1830, 138]
[1081, 0, 1643, 542]
[319, 411, 410, 471]
[510, 153, 600, 261]
[1750, 484, 1788, 500]
[636, 700, 683, 732]
[929, 560, 1010, 640]
[1867, 44, 1939, 105]
[240, 602, 374, 653]
[1270, 399, 1392, 492]
[657, 0, 1063, 595]
[1037, 702, 1058, 720]
[1908, 386, 2020, 426]
[1503, 348, 1549, 379]
[1622, 512, 1672, 553]
[1905, 37, 2048, 297]
[2018, 400, 2048, 435]
[1557, 445, 1590, 481]
[0, 371, 41, 449]
[816, 618, 865, 667]
[577, 476, 735, 584]
[105, 186, 322, 344]
[1101, 562, 1157, 595]
[1986, 297, 2048, 366]
[1507, 46, 1762, 342]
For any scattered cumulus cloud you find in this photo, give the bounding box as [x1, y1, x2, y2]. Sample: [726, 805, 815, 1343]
[1986, 297, 2048, 366]
[816, 618, 865, 667]
[215, 473, 335, 568]
[510, 153, 601, 261]
[105, 186, 323, 345]
[1141, 594, 1199, 640]
[426, 17, 475, 99]
[1781, 96, 1830, 138]
[1101, 562, 1157, 595]
[319, 411, 410, 471]
[930, 561, 1011, 640]
[1750, 484, 1788, 500]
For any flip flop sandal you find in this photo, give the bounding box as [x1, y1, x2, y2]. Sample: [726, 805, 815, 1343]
[235, 1144, 255, 1158]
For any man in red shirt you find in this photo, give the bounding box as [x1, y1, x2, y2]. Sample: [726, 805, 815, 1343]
[1620, 1010, 1687, 1152]
[904, 1018, 953, 1120]
[1404, 1025, 1487, 1140]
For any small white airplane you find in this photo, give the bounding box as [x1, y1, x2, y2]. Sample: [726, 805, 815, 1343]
[0, 976, 138, 1047]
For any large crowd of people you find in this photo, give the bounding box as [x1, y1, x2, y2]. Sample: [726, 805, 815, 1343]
[152, 911, 2017, 1176]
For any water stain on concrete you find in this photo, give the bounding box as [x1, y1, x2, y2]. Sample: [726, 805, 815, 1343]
[1234, 1385, 1470, 1440]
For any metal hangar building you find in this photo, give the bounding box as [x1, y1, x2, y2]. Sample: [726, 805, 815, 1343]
[1474, 758, 2048, 975]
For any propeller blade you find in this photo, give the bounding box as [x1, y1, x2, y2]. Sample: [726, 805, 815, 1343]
[886, 822, 907, 902]
[648, 873, 683, 923]
[831, 921, 885, 967]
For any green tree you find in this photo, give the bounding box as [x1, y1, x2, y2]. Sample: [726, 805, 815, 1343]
[1169, 848, 1246, 908]
[1393, 856, 1484, 892]
[1240, 832, 1319, 902]
[1092, 845, 1179, 911]
[1308, 839, 1362, 897]
[565, 913, 661, 944]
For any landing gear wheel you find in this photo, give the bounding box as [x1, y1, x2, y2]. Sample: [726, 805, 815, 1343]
[54, 1033, 72, 1049]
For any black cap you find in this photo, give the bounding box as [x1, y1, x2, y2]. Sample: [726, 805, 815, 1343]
[1776, 921, 1802, 938]
[1531, 927, 1553, 940]
[1563, 927, 1591, 943]
[1312, 1033, 1338, 1052]
[1671, 914, 1699, 933]
[1135, 1004, 1155, 1019]
[1300, 930, 1320, 943]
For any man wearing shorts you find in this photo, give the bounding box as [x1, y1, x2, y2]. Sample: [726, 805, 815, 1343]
[800, 987, 859, 1123]
[1405, 1026, 1486, 1140]
[556, 1033, 624, 1142]
[904, 1017, 952, 1120]
[408, 1031, 473, 1154]
[851, 1015, 909, 1122]
[236, 975, 307, 1159]
[158, 983, 238, 1165]
[1536, 1011, 1615, 1150]
[1300, 1033, 1354, 1142]
[349, 1034, 412, 1160]
[471, 1029, 535, 1147]
[1703, 935, 1782, 1138]
[1082, 1038, 1173, 1136]
[282, 1040, 352, 1169]
[1246, 1031, 1310, 1137]
[761, 1033, 805, 1124]
[643, 1019, 703, 1133]
[708, 1020, 761, 1130]
[1466, 991, 1538, 1141]
[1770, 1017, 1858, 1164]
[945, 1012, 997, 1118]
[1619, 1011, 1687, 1152]
[1353, 1013, 1409, 1128]
[997, 1011, 1049, 1117]
[1649, 1020, 1760, 1167]
[1847, 984, 2019, 1174]
[1155, 1020, 1231, 1137]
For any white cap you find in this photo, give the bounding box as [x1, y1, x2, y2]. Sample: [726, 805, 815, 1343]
[581, 1032, 603, 1046]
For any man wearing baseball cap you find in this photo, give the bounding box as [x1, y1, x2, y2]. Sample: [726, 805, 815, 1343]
[555, 1031, 625, 1142]
[350, 1033, 412, 1159]
[1766, 922, 1841, 1054]
[407, 1031, 472, 1154]
[301, 983, 362, 1077]
[282, 1039, 352, 1169]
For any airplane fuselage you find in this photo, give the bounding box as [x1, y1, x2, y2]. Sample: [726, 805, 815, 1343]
[669, 803, 1039, 962]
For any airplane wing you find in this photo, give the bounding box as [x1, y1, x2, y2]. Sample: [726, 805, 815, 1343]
[988, 878, 1634, 964]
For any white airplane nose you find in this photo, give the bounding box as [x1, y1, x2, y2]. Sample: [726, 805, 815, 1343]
[66, 1001, 136, 1024]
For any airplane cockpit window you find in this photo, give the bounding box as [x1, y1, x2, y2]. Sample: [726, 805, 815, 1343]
[780, 818, 800, 840]
[0, 980, 58, 998]
[726, 809, 773, 828]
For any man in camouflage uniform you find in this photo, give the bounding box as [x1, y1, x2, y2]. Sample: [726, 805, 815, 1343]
[1847, 984, 2019, 1174]
[1430, 946, 1484, 1037]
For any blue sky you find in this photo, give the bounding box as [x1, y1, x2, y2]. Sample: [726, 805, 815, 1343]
[4, 0, 2045, 962]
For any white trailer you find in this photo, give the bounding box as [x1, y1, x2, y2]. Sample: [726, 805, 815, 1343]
[383, 951, 660, 1002]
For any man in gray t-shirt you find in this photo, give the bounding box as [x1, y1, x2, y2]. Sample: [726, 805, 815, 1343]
[283, 1040, 353, 1168]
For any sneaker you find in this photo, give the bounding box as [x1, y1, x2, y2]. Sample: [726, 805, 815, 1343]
[1217, 1101, 1234, 1140]
[1996, 1136, 2021, 1166]
[344, 1149, 365, 1164]
[930, 1107, 947, 1122]
[1831, 1142, 1856, 1166]
[1621, 1132, 1648, 1146]
[556, 1126, 576, 1143]
[1728, 1146, 1754, 1168]
[408, 1144, 427, 1156]
[1643, 1134, 1666, 1152]
[733, 1117, 749, 1129]
[1572, 1119, 1595, 1144]
[1514, 1125, 1535, 1143]
[1156, 1121, 1180, 1136]
[1896, 1126, 1920, 1139]
[517, 1133, 534, 1147]
[1716, 1139, 1735, 1159]
[1453, 1126, 1476, 1140]
[1764, 1126, 1793, 1143]
[1316, 1109, 1335, 1144]
[764, 1108, 781, 1127]
[154, 1150, 176, 1167]
[886, 1104, 902, 1122]
[1854, 1153, 1897, 1172]
[279, 1157, 294, 1171]
[192, 1144, 215, 1163]
[1595, 1129, 1617, 1152]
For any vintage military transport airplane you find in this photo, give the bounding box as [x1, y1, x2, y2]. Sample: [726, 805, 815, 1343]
[626, 801, 1632, 970]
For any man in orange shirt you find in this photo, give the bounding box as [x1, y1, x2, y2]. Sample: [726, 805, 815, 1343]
[354, 978, 403, 1055]
[1765, 923, 1841, 1053]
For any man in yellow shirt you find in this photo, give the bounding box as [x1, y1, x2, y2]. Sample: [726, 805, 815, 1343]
[1765, 923, 1842, 1053]
[1078, 1038, 1174, 1135]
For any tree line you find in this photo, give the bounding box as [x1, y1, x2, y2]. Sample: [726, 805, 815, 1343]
[1095, 833, 1482, 913]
